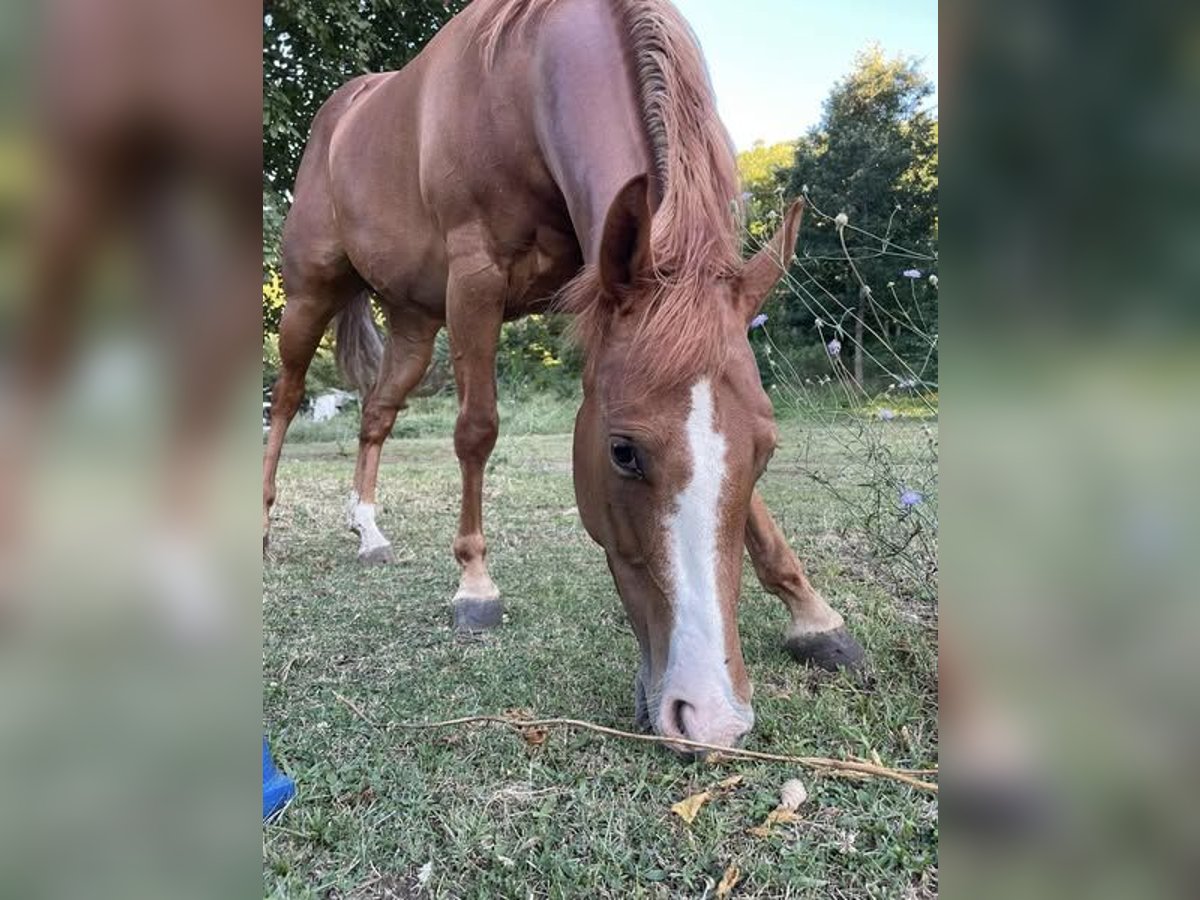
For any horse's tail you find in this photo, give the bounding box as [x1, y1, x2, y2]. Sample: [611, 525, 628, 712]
[334, 291, 383, 398]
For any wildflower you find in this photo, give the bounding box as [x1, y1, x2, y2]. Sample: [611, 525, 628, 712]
[859, 284, 872, 299]
[749, 313, 768, 330]
[928, 274, 938, 287]
[887, 281, 895, 289]
[902, 268, 922, 279]
[900, 489, 923, 508]
[834, 212, 848, 229]
[878, 408, 896, 421]
[827, 338, 842, 357]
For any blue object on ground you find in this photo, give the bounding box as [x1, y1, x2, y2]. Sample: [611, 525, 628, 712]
[263, 736, 295, 821]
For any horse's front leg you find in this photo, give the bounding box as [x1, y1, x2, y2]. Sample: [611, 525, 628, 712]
[445, 249, 506, 632]
[745, 491, 865, 669]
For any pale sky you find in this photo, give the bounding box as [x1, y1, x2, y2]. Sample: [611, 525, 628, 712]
[673, 0, 938, 150]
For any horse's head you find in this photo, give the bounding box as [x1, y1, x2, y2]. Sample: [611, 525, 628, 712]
[573, 176, 804, 751]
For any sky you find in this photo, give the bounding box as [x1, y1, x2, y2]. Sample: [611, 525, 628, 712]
[673, 0, 938, 151]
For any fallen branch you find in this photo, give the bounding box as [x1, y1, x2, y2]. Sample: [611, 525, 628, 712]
[332, 693, 938, 794]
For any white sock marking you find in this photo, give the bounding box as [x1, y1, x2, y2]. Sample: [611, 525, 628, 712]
[347, 490, 390, 554]
[665, 380, 732, 694]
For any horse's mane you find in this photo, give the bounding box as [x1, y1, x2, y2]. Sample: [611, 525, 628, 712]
[477, 0, 744, 392]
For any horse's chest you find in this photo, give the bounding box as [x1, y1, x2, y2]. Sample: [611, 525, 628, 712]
[505, 227, 582, 315]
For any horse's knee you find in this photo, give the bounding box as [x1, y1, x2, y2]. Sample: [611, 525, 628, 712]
[454, 408, 498, 463]
[359, 403, 397, 444]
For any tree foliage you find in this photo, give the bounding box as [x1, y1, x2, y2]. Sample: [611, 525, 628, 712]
[737, 139, 796, 191]
[747, 45, 939, 387]
[262, 1, 467, 259]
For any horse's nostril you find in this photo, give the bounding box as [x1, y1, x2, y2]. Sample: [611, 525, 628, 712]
[670, 699, 691, 738]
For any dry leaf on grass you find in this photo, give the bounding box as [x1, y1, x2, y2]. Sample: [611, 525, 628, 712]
[716, 863, 741, 897]
[747, 777, 809, 837]
[671, 790, 712, 824]
[671, 774, 745, 825]
[747, 807, 800, 838]
[519, 726, 548, 747]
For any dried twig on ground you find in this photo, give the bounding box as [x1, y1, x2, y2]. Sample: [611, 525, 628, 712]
[332, 693, 938, 794]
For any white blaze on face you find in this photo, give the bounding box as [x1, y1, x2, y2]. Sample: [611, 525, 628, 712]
[665, 380, 732, 692]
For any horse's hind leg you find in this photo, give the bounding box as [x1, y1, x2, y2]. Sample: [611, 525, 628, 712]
[744, 491, 865, 670]
[347, 308, 440, 564]
[262, 275, 357, 550]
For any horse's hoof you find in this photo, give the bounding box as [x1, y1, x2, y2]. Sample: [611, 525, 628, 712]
[785, 626, 865, 670]
[358, 544, 395, 566]
[453, 597, 503, 633]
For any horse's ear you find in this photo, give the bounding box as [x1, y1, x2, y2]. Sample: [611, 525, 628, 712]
[599, 175, 653, 302]
[738, 198, 805, 320]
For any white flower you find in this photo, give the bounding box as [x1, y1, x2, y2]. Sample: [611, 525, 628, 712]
[834, 212, 849, 229]
[928, 274, 939, 287]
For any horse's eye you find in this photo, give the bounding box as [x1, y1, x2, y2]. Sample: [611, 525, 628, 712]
[609, 438, 643, 477]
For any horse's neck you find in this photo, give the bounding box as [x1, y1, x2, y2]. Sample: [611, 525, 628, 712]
[531, 0, 656, 266]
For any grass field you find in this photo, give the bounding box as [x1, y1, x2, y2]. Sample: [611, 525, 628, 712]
[263, 408, 938, 899]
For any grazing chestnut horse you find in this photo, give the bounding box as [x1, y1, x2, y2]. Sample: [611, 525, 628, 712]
[263, 0, 864, 748]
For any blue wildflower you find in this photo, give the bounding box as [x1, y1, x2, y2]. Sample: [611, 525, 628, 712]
[900, 489, 923, 508]
[878, 408, 896, 421]
[827, 338, 842, 357]
[749, 313, 768, 330]
[902, 269, 922, 279]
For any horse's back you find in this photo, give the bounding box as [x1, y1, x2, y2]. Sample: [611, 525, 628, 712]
[281, 74, 396, 292]
[286, 0, 597, 315]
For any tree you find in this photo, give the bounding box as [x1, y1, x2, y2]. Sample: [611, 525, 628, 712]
[760, 45, 938, 388]
[262, 1, 467, 265]
[737, 140, 796, 241]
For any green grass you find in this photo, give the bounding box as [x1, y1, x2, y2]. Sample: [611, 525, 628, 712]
[283, 392, 581, 445]
[263, 403, 938, 899]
